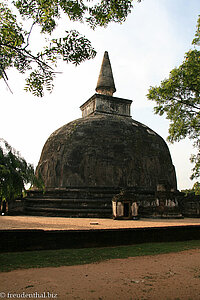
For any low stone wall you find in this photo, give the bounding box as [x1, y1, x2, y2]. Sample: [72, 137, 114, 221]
[1, 225, 200, 252]
[181, 194, 200, 217]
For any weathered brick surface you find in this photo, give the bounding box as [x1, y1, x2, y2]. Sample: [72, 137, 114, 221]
[36, 114, 177, 191]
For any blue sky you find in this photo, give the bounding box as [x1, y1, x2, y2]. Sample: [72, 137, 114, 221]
[1, 0, 200, 190]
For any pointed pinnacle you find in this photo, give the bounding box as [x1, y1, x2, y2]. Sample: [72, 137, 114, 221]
[96, 51, 116, 96]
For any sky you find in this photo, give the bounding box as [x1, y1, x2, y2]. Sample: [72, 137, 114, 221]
[1, 0, 200, 190]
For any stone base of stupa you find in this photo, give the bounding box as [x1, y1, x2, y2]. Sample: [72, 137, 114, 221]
[24, 188, 116, 218]
[23, 187, 183, 219]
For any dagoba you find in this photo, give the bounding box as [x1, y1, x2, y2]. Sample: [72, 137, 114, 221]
[25, 52, 180, 218]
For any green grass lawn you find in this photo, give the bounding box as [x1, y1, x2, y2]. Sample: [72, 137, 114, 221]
[1, 240, 200, 272]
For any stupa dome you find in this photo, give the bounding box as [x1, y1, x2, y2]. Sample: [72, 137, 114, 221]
[36, 52, 177, 192]
[36, 114, 177, 190]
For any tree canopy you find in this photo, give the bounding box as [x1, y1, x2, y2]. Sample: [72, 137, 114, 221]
[147, 15, 200, 181]
[0, 0, 140, 97]
[0, 139, 35, 202]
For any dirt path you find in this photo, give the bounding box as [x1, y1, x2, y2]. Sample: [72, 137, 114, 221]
[1, 249, 200, 300]
[1, 215, 200, 230]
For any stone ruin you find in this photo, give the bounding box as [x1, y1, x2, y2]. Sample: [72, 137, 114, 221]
[24, 51, 182, 218]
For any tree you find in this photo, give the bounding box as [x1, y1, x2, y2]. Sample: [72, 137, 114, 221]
[0, 139, 35, 203]
[0, 0, 141, 97]
[147, 15, 200, 180]
[192, 181, 200, 195]
[181, 182, 200, 195]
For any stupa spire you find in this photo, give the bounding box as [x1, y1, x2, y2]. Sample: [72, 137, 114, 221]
[96, 51, 116, 96]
